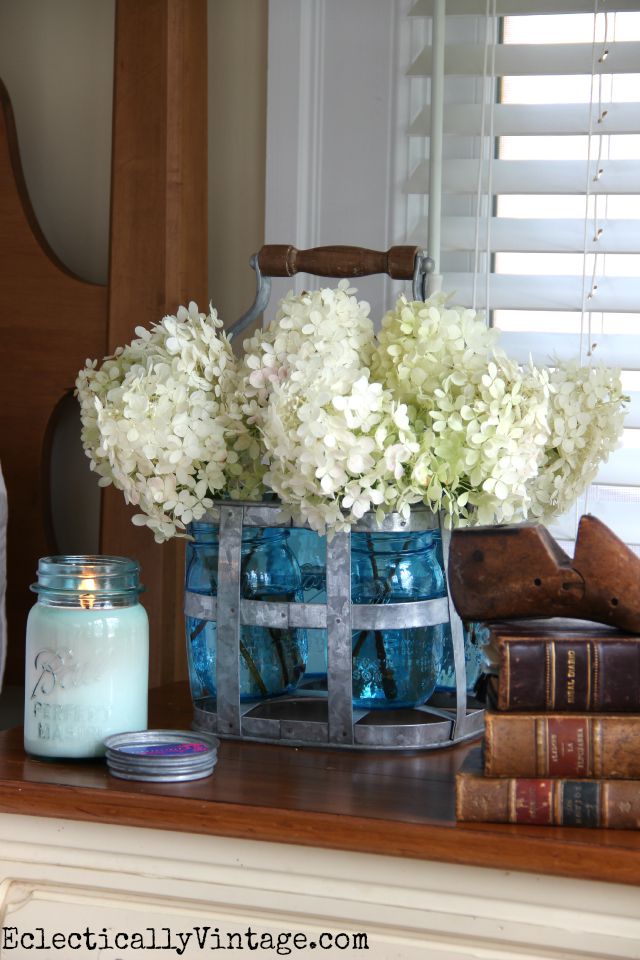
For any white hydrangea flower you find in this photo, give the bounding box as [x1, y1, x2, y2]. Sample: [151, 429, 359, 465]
[371, 292, 500, 419]
[260, 366, 418, 535]
[398, 355, 550, 526]
[527, 360, 628, 520]
[238, 279, 374, 411]
[76, 302, 262, 542]
[371, 294, 552, 526]
[236, 281, 402, 534]
[372, 293, 626, 527]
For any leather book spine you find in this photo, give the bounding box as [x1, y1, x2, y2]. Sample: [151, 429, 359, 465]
[456, 772, 640, 827]
[484, 713, 640, 779]
[498, 638, 640, 712]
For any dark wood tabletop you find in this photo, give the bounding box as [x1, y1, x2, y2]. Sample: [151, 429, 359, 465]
[3, 682, 640, 886]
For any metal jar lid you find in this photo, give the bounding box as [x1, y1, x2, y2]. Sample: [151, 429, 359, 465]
[104, 729, 219, 782]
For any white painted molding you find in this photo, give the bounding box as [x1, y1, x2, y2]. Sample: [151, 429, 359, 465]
[265, 0, 325, 260]
[295, 0, 325, 255]
[0, 814, 640, 958]
[265, 0, 417, 322]
[265, 0, 323, 315]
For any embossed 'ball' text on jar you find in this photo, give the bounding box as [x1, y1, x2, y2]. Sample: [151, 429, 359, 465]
[24, 556, 149, 759]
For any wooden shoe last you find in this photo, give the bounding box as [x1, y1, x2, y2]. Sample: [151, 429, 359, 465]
[448, 515, 640, 633]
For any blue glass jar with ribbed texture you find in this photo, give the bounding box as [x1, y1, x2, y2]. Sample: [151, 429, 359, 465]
[185, 523, 307, 702]
[350, 529, 446, 709]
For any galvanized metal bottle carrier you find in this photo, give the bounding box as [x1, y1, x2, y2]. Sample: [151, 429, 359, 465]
[188, 245, 484, 750]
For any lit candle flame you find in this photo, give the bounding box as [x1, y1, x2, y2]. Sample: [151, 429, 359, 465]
[79, 576, 96, 610]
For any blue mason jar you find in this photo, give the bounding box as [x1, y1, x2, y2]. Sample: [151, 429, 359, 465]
[350, 530, 446, 709]
[287, 528, 327, 680]
[185, 523, 307, 702]
[437, 621, 491, 694]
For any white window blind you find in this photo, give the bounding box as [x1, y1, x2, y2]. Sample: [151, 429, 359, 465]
[406, 0, 640, 550]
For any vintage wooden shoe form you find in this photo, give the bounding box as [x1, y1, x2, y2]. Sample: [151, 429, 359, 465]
[448, 514, 640, 633]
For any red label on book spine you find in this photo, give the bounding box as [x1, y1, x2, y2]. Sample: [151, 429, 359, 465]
[513, 780, 553, 824]
[546, 717, 590, 777]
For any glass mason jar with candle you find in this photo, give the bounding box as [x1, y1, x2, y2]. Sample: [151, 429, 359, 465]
[24, 556, 149, 759]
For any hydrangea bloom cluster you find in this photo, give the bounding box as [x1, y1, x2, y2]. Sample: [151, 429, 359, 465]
[76, 302, 247, 542]
[238, 280, 375, 409]
[260, 371, 418, 534]
[372, 297, 551, 525]
[77, 285, 628, 540]
[527, 360, 627, 521]
[408, 357, 551, 525]
[371, 293, 500, 412]
[238, 281, 416, 533]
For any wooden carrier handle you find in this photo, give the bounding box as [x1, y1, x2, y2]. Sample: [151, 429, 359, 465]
[257, 244, 420, 280]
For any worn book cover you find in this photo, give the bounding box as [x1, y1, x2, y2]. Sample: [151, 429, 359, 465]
[485, 711, 640, 778]
[486, 618, 640, 712]
[456, 749, 640, 828]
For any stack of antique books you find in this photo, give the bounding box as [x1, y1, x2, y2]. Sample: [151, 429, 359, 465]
[456, 618, 640, 828]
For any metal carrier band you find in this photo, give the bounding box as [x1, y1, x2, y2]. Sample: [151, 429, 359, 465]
[188, 501, 484, 751]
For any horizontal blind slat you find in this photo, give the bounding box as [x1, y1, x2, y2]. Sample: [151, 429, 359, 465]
[410, 103, 640, 137]
[550, 490, 640, 547]
[410, 0, 640, 14]
[445, 275, 640, 313]
[624, 392, 640, 428]
[594, 447, 640, 486]
[499, 330, 640, 367]
[409, 42, 640, 77]
[431, 217, 640, 254]
[407, 159, 640, 194]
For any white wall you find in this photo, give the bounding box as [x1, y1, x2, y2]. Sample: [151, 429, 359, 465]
[208, 0, 268, 335]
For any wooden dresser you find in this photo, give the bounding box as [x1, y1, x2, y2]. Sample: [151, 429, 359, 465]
[0, 682, 639, 959]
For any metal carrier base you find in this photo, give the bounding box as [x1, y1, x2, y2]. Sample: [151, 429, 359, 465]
[187, 501, 485, 751]
[193, 691, 484, 751]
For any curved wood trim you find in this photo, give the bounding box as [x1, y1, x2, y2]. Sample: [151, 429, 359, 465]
[0, 77, 105, 289]
[0, 78, 107, 683]
[40, 389, 76, 557]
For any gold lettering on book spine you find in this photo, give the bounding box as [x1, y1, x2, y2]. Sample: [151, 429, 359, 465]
[549, 642, 556, 710]
[555, 781, 563, 825]
[576, 723, 586, 774]
[593, 717, 601, 778]
[508, 779, 517, 823]
[504, 642, 511, 708]
[586, 641, 592, 711]
[592, 642, 600, 711]
[566, 648, 576, 705]
[537, 717, 547, 776]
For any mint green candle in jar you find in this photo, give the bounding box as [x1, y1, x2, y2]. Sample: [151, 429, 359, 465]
[24, 556, 149, 759]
